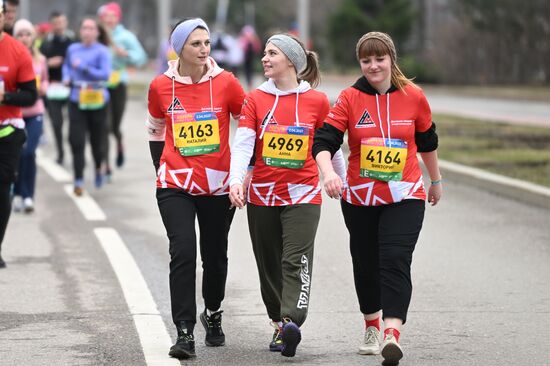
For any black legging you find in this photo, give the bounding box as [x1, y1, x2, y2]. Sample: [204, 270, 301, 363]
[0, 127, 26, 248]
[341, 199, 425, 324]
[156, 188, 236, 327]
[68, 103, 106, 180]
[46, 99, 67, 162]
[105, 83, 127, 167]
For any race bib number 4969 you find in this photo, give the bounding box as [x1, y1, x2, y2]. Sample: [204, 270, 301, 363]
[262, 125, 309, 169]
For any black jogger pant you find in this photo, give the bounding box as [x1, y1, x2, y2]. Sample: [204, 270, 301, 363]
[46, 99, 67, 161]
[341, 199, 425, 324]
[247, 203, 320, 327]
[105, 83, 127, 165]
[68, 102, 106, 180]
[0, 127, 26, 247]
[156, 188, 236, 326]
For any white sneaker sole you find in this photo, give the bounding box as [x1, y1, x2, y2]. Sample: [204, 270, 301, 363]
[358, 347, 380, 355]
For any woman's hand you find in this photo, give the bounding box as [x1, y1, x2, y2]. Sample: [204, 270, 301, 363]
[323, 170, 343, 199]
[229, 184, 246, 208]
[427, 183, 442, 206]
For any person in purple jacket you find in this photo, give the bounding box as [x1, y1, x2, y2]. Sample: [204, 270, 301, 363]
[62, 17, 111, 196]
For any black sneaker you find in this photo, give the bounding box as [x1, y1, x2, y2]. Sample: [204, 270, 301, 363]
[269, 322, 283, 352]
[0, 254, 6, 269]
[200, 309, 225, 346]
[281, 318, 301, 357]
[168, 322, 196, 359]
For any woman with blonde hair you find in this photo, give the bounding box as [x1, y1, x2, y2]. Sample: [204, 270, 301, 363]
[313, 32, 442, 365]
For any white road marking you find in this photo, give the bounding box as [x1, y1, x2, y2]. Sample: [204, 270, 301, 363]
[63, 184, 106, 221]
[94, 228, 178, 366]
[36, 150, 72, 182]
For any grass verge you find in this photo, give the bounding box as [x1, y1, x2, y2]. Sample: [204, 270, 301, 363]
[434, 113, 550, 187]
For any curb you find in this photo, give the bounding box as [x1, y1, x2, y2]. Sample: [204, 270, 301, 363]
[439, 160, 550, 209]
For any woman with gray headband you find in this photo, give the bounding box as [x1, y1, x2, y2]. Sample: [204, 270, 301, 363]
[229, 34, 346, 357]
[146, 18, 245, 360]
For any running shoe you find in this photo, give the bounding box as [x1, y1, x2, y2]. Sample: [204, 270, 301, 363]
[12, 196, 23, 212]
[269, 321, 283, 352]
[200, 309, 225, 346]
[116, 144, 125, 168]
[359, 325, 381, 355]
[95, 171, 104, 188]
[281, 318, 301, 357]
[381, 330, 403, 365]
[74, 179, 84, 196]
[23, 197, 34, 213]
[169, 322, 196, 359]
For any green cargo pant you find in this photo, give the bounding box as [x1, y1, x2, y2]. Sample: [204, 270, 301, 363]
[247, 203, 321, 327]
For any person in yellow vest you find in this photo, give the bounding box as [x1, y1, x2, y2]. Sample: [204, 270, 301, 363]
[12, 19, 48, 213]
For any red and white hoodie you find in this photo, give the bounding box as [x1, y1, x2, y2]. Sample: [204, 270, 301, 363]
[230, 79, 346, 206]
[146, 57, 245, 195]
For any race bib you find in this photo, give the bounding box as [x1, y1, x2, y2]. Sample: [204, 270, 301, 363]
[78, 86, 105, 110]
[172, 111, 220, 156]
[262, 125, 309, 169]
[107, 70, 121, 88]
[46, 83, 70, 101]
[360, 137, 407, 181]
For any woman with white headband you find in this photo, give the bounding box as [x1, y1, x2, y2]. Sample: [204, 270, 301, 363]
[146, 18, 245, 360]
[229, 33, 346, 357]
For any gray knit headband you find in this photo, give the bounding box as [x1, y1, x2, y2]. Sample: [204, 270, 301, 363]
[356, 32, 397, 62]
[267, 34, 307, 74]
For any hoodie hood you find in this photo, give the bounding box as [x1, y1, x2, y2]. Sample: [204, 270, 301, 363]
[164, 56, 224, 84]
[257, 78, 311, 95]
[352, 76, 397, 95]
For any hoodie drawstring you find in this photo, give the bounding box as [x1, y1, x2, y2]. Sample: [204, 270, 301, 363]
[209, 76, 214, 111]
[295, 90, 300, 127]
[259, 92, 280, 140]
[375, 93, 391, 145]
[171, 76, 176, 149]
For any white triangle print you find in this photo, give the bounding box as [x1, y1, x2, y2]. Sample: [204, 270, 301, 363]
[252, 182, 275, 206]
[188, 181, 207, 195]
[350, 182, 375, 206]
[287, 183, 320, 204]
[271, 194, 289, 206]
[388, 181, 414, 202]
[169, 168, 193, 189]
[205, 168, 229, 194]
[404, 176, 424, 199]
[157, 162, 167, 188]
[372, 195, 388, 206]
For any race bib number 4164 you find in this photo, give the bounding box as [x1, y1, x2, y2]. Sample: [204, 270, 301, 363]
[172, 111, 220, 156]
[360, 137, 407, 181]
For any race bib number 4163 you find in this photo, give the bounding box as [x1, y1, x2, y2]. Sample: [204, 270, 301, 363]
[172, 111, 220, 156]
[262, 125, 309, 169]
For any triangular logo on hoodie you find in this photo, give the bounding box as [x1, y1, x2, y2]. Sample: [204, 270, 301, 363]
[260, 110, 278, 127]
[355, 109, 376, 128]
[167, 97, 186, 112]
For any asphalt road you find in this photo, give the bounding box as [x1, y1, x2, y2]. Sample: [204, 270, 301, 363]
[1, 98, 549, 366]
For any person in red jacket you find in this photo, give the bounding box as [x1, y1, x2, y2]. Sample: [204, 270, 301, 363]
[0, 5, 37, 268]
[146, 18, 244, 360]
[313, 32, 442, 365]
[229, 33, 345, 358]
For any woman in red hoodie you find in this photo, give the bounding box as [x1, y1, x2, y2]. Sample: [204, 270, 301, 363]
[146, 18, 244, 360]
[229, 33, 345, 358]
[313, 32, 442, 365]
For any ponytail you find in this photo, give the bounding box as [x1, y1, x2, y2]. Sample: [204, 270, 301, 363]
[299, 50, 321, 88]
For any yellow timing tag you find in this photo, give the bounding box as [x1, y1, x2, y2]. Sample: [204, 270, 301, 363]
[35, 74, 41, 91]
[262, 125, 309, 169]
[78, 87, 105, 110]
[360, 137, 408, 181]
[172, 111, 220, 156]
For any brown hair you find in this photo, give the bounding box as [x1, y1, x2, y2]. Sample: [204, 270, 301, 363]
[79, 16, 111, 46]
[356, 33, 416, 91]
[287, 34, 321, 88]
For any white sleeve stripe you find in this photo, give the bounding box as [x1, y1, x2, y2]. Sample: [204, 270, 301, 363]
[145, 112, 166, 141]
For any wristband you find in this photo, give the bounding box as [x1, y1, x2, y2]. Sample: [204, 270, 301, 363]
[430, 178, 442, 185]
